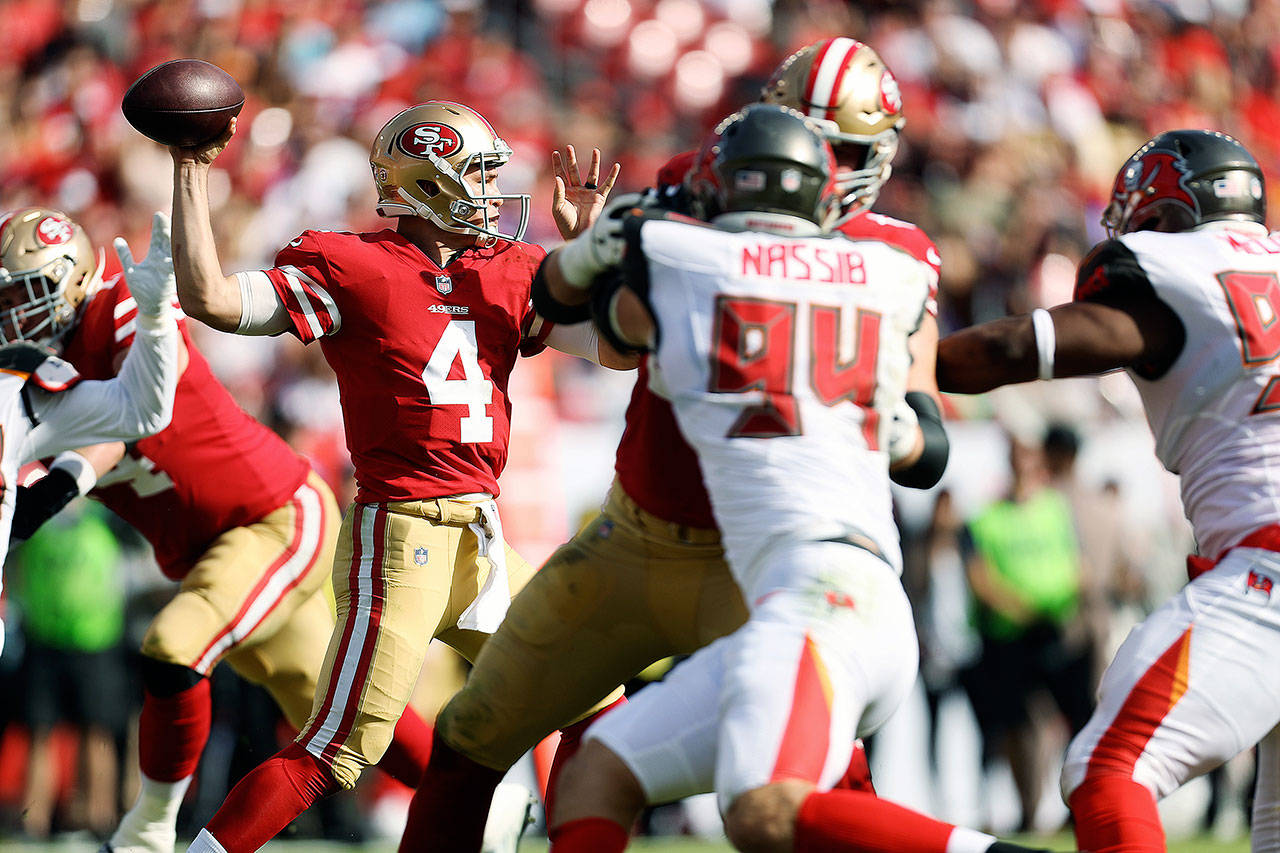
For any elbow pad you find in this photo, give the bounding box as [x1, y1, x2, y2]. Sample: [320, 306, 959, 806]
[531, 261, 591, 324]
[890, 391, 949, 489]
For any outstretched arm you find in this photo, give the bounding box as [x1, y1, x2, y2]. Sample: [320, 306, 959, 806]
[29, 215, 180, 455]
[937, 240, 1184, 394]
[170, 119, 244, 331]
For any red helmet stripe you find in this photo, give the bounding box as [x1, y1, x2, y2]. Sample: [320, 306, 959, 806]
[0, 212, 14, 245]
[805, 37, 863, 121]
[803, 39, 838, 118]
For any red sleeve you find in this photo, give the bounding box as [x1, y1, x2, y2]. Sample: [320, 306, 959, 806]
[517, 242, 552, 357]
[61, 275, 136, 379]
[261, 231, 342, 344]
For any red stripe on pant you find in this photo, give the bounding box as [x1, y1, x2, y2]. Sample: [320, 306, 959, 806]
[770, 634, 832, 784]
[192, 490, 307, 670]
[1070, 627, 1193, 853]
[321, 505, 388, 765]
[300, 504, 369, 754]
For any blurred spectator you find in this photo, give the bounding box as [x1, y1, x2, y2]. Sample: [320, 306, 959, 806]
[903, 489, 980, 791]
[12, 500, 127, 841]
[961, 437, 1094, 833]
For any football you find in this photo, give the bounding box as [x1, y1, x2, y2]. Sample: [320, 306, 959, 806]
[122, 59, 244, 148]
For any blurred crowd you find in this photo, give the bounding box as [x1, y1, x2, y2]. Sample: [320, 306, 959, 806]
[0, 0, 1275, 843]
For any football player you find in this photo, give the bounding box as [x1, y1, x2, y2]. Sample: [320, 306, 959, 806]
[1, 205, 444, 853]
[0, 211, 178, 655]
[936, 129, 1280, 853]
[168, 100, 634, 853]
[537, 103, 1054, 853]
[402, 38, 946, 851]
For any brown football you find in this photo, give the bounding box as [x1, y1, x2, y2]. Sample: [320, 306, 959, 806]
[122, 59, 244, 148]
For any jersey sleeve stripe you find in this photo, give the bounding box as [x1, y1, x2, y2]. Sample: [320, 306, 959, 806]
[280, 265, 342, 336]
[115, 317, 136, 343]
[282, 270, 327, 341]
[113, 297, 138, 319]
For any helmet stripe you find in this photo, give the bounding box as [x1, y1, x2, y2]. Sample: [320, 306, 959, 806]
[803, 39, 838, 118]
[806, 37, 862, 121]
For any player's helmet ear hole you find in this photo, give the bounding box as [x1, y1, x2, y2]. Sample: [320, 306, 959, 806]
[418, 180, 441, 198]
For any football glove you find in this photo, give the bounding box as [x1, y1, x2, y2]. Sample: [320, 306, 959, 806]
[115, 212, 176, 318]
[11, 468, 79, 543]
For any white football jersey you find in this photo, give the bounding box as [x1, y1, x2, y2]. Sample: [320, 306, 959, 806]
[1106, 223, 1280, 557]
[638, 218, 932, 585]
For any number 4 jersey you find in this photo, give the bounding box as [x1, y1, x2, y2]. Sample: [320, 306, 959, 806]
[249, 229, 550, 503]
[1077, 223, 1280, 559]
[636, 218, 932, 583]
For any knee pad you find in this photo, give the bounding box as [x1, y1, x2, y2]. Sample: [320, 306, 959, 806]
[141, 656, 205, 698]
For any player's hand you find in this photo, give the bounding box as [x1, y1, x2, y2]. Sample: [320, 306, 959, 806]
[116, 212, 177, 316]
[552, 145, 621, 240]
[170, 117, 236, 168]
[886, 398, 922, 466]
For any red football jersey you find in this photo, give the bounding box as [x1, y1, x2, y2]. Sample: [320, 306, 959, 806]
[60, 276, 311, 580]
[614, 153, 942, 527]
[261, 229, 549, 503]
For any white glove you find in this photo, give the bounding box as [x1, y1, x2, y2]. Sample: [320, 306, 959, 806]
[557, 192, 645, 288]
[887, 397, 922, 465]
[115, 212, 176, 318]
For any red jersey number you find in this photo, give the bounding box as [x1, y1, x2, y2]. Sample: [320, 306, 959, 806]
[421, 320, 495, 444]
[1217, 271, 1280, 415]
[709, 296, 880, 443]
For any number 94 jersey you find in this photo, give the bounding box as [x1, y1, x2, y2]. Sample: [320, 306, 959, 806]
[1076, 223, 1280, 559]
[254, 229, 550, 503]
[639, 218, 932, 582]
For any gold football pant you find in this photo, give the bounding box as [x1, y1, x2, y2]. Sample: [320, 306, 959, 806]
[141, 471, 341, 727]
[295, 496, 551, 789]
[438, 481, 748, 771]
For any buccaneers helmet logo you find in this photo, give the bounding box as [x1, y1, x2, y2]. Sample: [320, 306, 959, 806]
[397, 122, 463, 159]
[1110, 150, 1200, 233]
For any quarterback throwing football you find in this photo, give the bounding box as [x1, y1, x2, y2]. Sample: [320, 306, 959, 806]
[170, 100, 632, 853]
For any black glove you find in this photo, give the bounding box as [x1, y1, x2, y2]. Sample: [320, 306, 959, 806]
[12, 468, 80, 543]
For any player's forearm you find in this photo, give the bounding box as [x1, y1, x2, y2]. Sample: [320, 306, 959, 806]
[936, 316, 1038, 394]
[100, 309, 180, 437]
[544, 250, 593, 308]
[172, 162, 242, 332]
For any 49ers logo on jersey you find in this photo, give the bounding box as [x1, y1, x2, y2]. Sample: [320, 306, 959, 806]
[397, 122, 463, 159]
[1111, 151, 1200, 230]
[35, 215, 73, 246]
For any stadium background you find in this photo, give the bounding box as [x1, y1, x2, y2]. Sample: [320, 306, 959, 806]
[0, 0, 1273, 848]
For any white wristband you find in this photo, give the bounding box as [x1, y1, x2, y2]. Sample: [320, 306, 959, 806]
[1031, 308, 1055, 381]
[50, 450, 97, 496]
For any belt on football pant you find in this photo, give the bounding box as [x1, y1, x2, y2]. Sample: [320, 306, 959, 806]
[819, 530, 888, 565]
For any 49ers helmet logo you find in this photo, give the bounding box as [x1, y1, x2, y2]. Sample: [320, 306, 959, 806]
[879, 69, 902, 114]
[35, 215, 73, 246]
[397, 122, 463, 159]
[1112, 150, 1200, 227]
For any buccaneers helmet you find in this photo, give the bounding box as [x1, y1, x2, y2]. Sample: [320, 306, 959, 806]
[761, 37, 904, 222]
[370, 101, 530, 242]
[1103, 130, 1265, 238]
[0, 208, 103, 348]
[685, 104, 840, 234]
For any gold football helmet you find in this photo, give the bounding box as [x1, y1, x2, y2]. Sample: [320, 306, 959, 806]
[0, 207, 103, 348]
[762, 38, 904, 222]
[370, 101, 530, 242]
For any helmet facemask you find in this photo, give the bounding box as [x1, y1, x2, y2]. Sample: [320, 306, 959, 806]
[0, 249, 102, 348]
[371, 101, 532, 244]
[822, 123, 900, 225]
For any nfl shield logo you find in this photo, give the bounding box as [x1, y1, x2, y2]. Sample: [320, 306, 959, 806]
[435, 274, 453, 295]
[414, 547, 429, 565]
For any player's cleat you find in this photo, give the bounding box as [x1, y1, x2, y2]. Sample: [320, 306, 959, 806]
[481, 781, 538, 853]
[98, 817, 177, 853]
